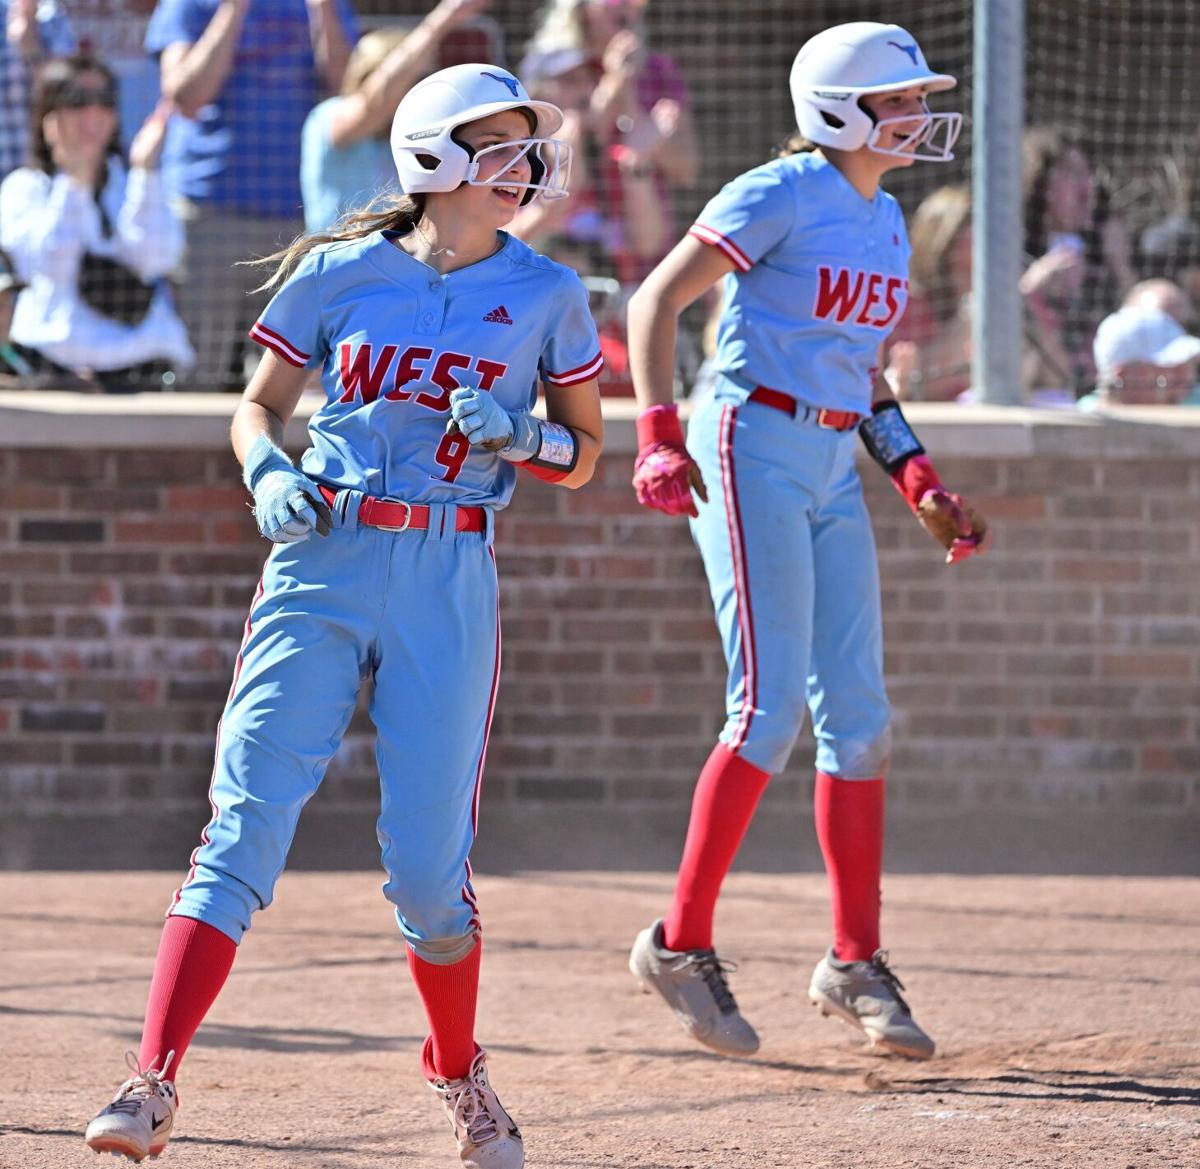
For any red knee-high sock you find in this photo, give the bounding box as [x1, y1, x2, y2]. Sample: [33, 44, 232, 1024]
[814, 771, 884, 961]
[138, 915, 238, 1081]
[408, 940, 481, 1082]
[662, 743, 772, 953]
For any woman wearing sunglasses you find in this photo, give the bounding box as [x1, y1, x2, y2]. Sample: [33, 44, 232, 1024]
[0, 52, 193, 391]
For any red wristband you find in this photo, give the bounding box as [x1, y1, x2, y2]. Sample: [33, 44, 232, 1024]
[890, 453, 945, 512]
[636, 403, 685, 451]
[521, 462, 569, 484]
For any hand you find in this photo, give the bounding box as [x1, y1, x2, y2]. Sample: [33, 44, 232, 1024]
[129, 101, 172, 171]
[633, 442, 706, 517]
[431, 0, 490, 28]
[915, 489, 990, 565]
[1019, 243, 1085, 304]
[448, 385, 515, 453]
[600, 28, 643, 81]
[251, 468, 333, 543]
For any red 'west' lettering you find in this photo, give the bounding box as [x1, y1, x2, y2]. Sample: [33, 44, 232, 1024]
[854, 272, 884, 325]
[385, 345, 433, 401]
[338, 342, 398, 404]
[415, 351, 472, 411]
[814, 266, 907, 330]
[475, 358, 508, 392]
[813, 266, 865, 323]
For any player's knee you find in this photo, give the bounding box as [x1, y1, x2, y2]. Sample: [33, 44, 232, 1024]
[816, 722, 892, 779]
[728, 703, 807, 775]
[406, 929, 479, 966]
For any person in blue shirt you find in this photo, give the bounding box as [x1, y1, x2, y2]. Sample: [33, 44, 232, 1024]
[85, 64, 601, 1169]
[1, 0, 75, 180]
[625, 23, 988, 1064]
[145, 0, 359, 388]
[301, 0, 488, 232]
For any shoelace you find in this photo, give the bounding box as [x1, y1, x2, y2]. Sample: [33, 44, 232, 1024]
[869, 951, 914, 1016]
[677, 950, 740, 1015]
[108, 1050, 176, 1116]
[435, 1067, 502, 1147]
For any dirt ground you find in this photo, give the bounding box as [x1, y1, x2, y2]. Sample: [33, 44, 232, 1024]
[2, 871, 1198, 1169]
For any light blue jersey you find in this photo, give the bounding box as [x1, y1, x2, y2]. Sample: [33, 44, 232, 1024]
[170, 227, 602, 962]
[692, 151, 910, 416]
[250, 229, 602, 508]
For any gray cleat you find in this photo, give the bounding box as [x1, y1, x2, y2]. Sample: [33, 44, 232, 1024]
[85, 1050, 177, 1162]
[808, 947, 935, 1059]
[629, 918, 760, 1056]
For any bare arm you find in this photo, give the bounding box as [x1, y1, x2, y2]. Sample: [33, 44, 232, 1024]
[306, 0, 353, 97]
[231, 350, 313, 466]
[159, 0, 250, 120]
[6, 0, 42, 59]
[540, 378, 603, 489]
[329, 0, 489, 148]
[627, 235, 735, 410]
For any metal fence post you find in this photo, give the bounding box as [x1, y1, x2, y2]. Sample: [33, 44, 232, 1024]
[972, 0, 1025, 405]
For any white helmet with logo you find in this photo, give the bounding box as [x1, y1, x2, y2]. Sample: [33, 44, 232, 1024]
[790, 23, 961, 162]
[390, 63, 571, 204]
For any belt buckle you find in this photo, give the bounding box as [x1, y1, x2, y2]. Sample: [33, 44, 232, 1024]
[816, 408, 838, 430]
[375, 497, 412, 533]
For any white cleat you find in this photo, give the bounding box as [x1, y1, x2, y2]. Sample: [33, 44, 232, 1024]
[85, 1050, 177, 1161]
[809, 948, 935, 1059]
[629, 918, 760, 1056]
[430, 1048, 524, 1169]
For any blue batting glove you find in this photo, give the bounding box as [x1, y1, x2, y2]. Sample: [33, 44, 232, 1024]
[448, 385, 516, 450]
[242, 435, 332, 544]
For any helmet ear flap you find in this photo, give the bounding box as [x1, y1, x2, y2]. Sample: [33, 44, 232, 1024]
[522, 148, 547, 206]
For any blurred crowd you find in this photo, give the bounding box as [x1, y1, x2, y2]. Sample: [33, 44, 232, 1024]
[0, 0, 1197, 408]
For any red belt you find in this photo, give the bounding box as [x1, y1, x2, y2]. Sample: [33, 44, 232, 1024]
[748, 386, 863, 432]
[318, 485, 486, 533]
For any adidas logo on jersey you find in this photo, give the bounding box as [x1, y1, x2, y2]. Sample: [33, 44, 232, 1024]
[483, 305, 513, 325]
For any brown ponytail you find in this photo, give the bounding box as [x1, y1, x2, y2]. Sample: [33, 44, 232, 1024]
[252, 192, 427, 290]
[774, 132, 819, 159]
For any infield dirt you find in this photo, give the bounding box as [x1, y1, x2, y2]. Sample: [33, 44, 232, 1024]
[1, 871, 1197, 1168]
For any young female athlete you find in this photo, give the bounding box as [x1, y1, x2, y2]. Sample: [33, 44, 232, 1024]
[85, 63, 602, 1169]
[626, 23, 988, 1062]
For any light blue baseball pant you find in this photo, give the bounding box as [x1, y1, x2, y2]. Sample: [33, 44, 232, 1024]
[687, 383, 891, 779]
[169, 495, 499, 964]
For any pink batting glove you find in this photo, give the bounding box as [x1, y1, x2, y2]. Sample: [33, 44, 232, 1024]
[632, 403, 707, 518]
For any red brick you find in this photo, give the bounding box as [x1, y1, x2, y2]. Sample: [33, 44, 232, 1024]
[1101, 653, 1192, 679]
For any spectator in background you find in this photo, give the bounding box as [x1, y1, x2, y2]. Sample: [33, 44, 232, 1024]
[0, 54, 193, 391]
[886, 184, 972, 402]
[301, 0, 488, 232]
[1020, 126, 1136, 399]
[510, 44, 669, 281]
[521, 0, 696, 282]
[0, 246, 31, 382]
[1, 0, 75, 182]
[146, 0, 359, 389]
[1079, 303, 1200, 410]
[1078, 280, 1200, 411]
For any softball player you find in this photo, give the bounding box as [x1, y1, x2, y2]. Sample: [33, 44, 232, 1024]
[626, 23, 988, 1061]
[85, 64, 602, 1169]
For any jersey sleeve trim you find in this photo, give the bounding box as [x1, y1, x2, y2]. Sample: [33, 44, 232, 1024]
[544, 351, 604, 386]
[689, 223, 753, 272]
[248, 321, 311, 368]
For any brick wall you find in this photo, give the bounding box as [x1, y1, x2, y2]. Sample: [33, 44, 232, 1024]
[1, 394, 1197, 873]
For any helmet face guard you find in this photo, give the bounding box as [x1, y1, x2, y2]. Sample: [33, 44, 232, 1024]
[790, 23, 960, 163]
[865, 111, 963, 162]
[467, 137, 573, 202]
[391, 64, 572, 206]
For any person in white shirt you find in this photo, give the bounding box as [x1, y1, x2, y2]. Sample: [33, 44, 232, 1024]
[0, 52, 193, 391]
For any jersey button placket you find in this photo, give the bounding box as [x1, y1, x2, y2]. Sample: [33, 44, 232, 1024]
[416, 283, 446, 336]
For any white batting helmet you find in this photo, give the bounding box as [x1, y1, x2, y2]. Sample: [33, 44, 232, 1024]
[390, 63, 571, 205]
[790, 23, 961, 162]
